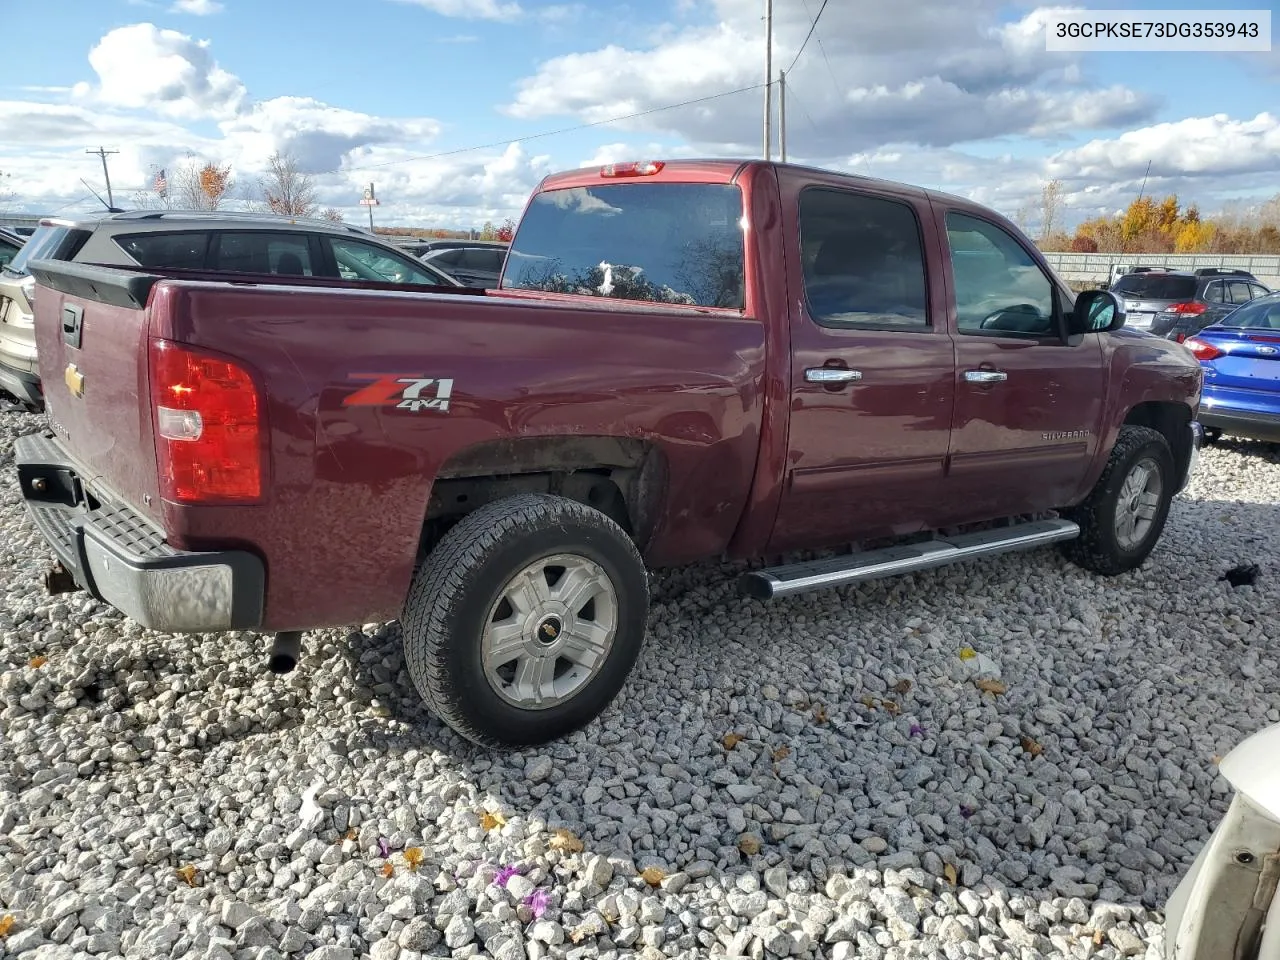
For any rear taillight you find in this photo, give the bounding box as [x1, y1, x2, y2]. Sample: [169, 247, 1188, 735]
[1175, 333, 1187, 343]
[149, 339, 263, 503]
[1167, 301, 1207, 315]
[1184, 337, 1222, 361]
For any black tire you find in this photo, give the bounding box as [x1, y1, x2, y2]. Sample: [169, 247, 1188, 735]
[1060, 425, 1175, 576]
[401, 493, 649, 748]
[1204, 427, 1222, 445]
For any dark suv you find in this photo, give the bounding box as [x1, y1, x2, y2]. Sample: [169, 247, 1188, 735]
[1113, 268, 1271, 341]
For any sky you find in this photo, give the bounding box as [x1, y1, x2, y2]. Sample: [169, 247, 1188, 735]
[0, 0, 1277, 231]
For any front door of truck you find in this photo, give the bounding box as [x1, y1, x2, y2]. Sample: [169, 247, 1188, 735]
[936, 207, 1105, 522]
[767, 181, 956, 554]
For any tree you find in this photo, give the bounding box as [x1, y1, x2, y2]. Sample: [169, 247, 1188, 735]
[1070, 234, 1098, 253]
[478, 220, 498, 241]
[170, 158, 234, 210]
[260, 151, 318, 217]
[321, 207, 345, 222]
[1038, 179, 1064, 243]
[495, 217, 516, 243]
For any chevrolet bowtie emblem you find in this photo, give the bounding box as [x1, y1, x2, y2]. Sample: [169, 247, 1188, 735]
[64, 363, 85, 398]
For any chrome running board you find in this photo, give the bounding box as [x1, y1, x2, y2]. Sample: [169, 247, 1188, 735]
[738, 518, 1080, 601]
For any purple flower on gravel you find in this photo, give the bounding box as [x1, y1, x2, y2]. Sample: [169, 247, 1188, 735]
[523, 889, 550, 919]
[960, 804, 975, 819]
[377, 837, 391, 859]
[494, 864, 523, 888]
[909, 724, 925, 738]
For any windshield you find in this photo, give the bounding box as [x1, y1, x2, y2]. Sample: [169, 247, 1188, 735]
[503, 182, 746, 309]
[1220, 297, 1280, 330]
[1110, 274, 1196, 300]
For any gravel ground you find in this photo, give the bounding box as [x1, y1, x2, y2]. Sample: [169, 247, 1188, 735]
[2, 403, 1279, 960]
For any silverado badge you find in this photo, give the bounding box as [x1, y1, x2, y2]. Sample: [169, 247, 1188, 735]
[64, 363, 85, 399]
[342, 374, 454, 413]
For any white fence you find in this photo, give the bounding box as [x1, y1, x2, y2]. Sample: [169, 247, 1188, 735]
[1043, 252, 1280, 287]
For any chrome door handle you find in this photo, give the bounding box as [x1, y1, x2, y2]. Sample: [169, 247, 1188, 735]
[805, 368, 862, 384]
[964, 369, 1007, 383]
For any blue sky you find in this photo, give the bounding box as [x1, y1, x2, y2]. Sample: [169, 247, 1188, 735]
[1, 0, 1277, 229]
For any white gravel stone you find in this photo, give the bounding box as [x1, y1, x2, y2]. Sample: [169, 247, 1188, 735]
[1, 407, 1274, 960]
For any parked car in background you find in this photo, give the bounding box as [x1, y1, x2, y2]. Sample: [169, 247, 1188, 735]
[16, 158, 1202, 747]
[0, 227, 24, 270]
[1184, 291, 1280, 443]
[1163, 721, 1280, 959]
[1110, 267, 1270, 339]
[0, 210, 462, 410]
[419, 241, 508, 289]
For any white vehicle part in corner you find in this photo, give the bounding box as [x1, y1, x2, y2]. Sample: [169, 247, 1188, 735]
[1164, 722, 1280, 960]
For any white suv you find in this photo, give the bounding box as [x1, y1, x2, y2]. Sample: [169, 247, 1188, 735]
[0, 211, 461, 411]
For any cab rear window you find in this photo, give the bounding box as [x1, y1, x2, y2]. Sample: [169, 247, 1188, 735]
[502, 183, 746, 309]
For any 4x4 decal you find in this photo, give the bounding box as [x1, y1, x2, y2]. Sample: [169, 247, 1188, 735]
[343, 374, 454, 413]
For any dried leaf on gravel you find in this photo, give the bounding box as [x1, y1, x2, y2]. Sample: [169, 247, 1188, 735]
[0, 915, 15, 937]
[975, 679, 1007, 696]
[860, 695, 878, 710]
[1020, 736, 1044, 757]
[27, 655, 47, 669]
[569, 925, 592, 944]
[812, 703, 829, 724]
[738, 834, 762, 855]
[549, 828, 584, 854]
[344, 827, 358, 842]
[723, 732, 745, 750]
[403, 847, 424, 872]
[772, 745, 790, 762]
[479, 810, 506, 832]
[943, 864, 958, 886]
[882, 700, 901, 716]
[1093, 930, 1106, 947]
[640, 866, 666, 886]
[1212, 754, 1224, 765]
[958, 646, 977, 660]
[891, 679, 912, 695]
[175, 865, 199, 888]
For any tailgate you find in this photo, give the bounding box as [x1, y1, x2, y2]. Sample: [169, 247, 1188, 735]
[28, 260, 164, 526]
[1206, 331, 1280, 393]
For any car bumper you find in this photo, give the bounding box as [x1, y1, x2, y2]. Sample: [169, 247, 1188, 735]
[1199, 405, 1280, 443]
[0, 359, 42, 408]
[14, 431, 264, 632]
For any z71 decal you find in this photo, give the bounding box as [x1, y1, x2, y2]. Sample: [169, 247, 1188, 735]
[343, 374, 454, 413]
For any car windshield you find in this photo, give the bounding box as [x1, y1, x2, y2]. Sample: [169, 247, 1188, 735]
[502, 182, 746, 309]
[1110, 274, 1197, 300]
[1219, 297, 1280, 330]
[4, 225, 72, 277]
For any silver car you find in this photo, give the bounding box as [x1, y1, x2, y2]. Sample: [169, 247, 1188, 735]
[0, 211, 461, 410]
[1163, 722, 1280, 958]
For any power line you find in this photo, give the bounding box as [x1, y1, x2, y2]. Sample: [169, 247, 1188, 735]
[786, 0, 830, 75]
[350, 82, 769, 172]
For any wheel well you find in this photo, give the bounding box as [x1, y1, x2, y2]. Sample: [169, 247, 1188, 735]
[1123, 401, 1192, 486]
[416, 436, 667, 561]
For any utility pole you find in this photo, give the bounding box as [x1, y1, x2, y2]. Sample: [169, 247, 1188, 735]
[762, 0, 773, 161]
[778, 70, 787, 162]
[86, 146, 119, 208]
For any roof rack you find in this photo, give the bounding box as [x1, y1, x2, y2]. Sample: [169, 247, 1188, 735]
[104, 209, 374, 236]
[1193, 267, 1256, 278]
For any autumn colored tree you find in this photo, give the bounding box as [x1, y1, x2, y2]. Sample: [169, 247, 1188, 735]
[1070, 234, 1098, 253]
[495, 218, 516, 243]
[260, 151, 317, 217]
[172, 158, 234, 211]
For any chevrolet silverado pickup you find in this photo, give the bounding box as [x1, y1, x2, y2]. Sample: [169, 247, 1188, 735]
[14, 159, 1205, 747]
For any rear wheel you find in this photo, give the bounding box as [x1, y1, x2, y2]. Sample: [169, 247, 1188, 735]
[1060, 425, 1175, 576]
[401, 493, 649, 748]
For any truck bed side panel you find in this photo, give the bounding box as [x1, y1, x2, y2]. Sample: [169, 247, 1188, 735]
[156, 285, 767, 630]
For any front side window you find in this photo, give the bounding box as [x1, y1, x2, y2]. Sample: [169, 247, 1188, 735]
[1250, 283, 1271, 300]
[329, 238, 450, 285]
[946, 213, 1055, 335]
[115, 231, 210, 270]
[798, 188, 928, 328]
[503, 182, 745, 309]
[214, 232, 314, 276]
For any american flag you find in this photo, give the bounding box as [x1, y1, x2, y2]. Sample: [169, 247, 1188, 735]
[153, 168, 168, 198]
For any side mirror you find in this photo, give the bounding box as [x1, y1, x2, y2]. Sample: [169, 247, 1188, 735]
[1069, 288, 1125, 335]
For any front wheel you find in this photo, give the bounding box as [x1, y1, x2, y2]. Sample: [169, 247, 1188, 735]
[401, 493, 649, 748]
[1060, 425, 1175, 576]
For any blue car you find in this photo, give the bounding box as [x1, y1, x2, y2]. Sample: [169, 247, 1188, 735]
[1185, 291, 1280, 443]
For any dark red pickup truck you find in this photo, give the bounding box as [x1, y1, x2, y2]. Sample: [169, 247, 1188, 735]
[15, 159, 1204, 747]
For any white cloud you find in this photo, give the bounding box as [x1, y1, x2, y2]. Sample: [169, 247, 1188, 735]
[389, 0, 521, 21]
[72, 24, 245, 120]
[170, 0, 225, 14]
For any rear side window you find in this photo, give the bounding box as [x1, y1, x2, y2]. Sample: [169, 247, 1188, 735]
[5, 225, 90, 277]
[1204, 281, 1225, 303]
[115, 232, 210, 270]
[800, 188, 928, 328]
[1111, 274, 1196, 300]
[1250, 283, 1271, 299]
[214, 232, 314, 276]
[503, 183, 746, 309]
